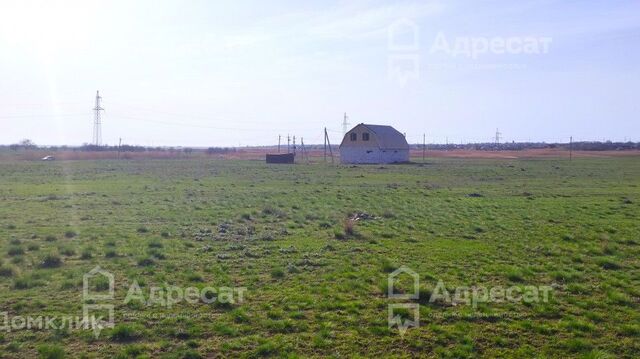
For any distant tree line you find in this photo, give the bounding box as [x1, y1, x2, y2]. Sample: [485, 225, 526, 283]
[206, 147, 236, 154]
[1, 140, 240, 154]
[2, 139, 639, 152]
[410, 141, 640, 151]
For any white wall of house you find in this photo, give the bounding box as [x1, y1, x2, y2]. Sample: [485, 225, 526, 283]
[340, 147, 409, 164]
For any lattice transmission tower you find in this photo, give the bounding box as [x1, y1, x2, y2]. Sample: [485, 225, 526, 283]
[93, 90, 104, 146]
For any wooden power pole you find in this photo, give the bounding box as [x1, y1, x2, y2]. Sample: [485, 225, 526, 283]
[422, 133, 426, 162]
[570, 136, 573, 161]
[324, 128, 334, 164]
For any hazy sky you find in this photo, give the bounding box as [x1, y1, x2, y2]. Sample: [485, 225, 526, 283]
[0, 0, 638, 146]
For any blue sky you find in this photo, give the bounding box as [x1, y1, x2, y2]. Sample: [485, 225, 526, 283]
[0, 0, 638, 146]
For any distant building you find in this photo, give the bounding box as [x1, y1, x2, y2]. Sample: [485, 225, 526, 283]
[339, 123, 409, 164]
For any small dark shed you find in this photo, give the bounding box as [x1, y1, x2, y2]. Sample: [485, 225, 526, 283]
[266, 153, 295, 164]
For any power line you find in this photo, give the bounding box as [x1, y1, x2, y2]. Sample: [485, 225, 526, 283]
[0, 113, 86, 120]
[108, 113, 311, 133]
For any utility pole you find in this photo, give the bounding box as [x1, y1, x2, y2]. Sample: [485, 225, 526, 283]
[301, 137, 308, 163]
[495, 128, 502, 145]
[293, 135, 296, 155]
[422, 133, 426, 162]
[92, 90, 104, 146]
[324, 128, 334, 164]
[117, 137, 122, 159]
[569, 136, 573, 161]
[278, 135, 281, 153]
[287, 134, 290, 153]
[342, 112, 350, 136]
[324, 128, 327, 162]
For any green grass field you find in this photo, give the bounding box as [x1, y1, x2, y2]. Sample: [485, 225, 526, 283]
[0, 157, 638, 358]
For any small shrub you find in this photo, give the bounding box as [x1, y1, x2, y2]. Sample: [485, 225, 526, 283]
[0, 266, 15, 277]
[105, 249, 118, 258]
[37, 344, 65, 359]
[186, 272, 204, 282]
[27, 243, 40, 251]
[319, 221, 332, 229]
[137, 257, 155, 267]
[10, 238, 21, 245]
[148, 249, 166, 260]
[262, 206, 277, 215]
[40, 254, 63, 268]
[597, 258, 621, 270]
[59, 247, 76, 256]
[380, 259, 396, 273]
[13, 278, 34, 289]
[606, 290, 632, 305]
[80, 249, 93, 260]
[7, 247, 25, 256]
[562, 338, 592, 353]
[621, 324, 640, 337]
[259, 232, 275, 241]
[45, 235, 57, 242]
[148, 240, 163, 248]
[506, 269, 525, 282]
[271, 267, 285, 279]
[137, 226, 149, 233]
[94, 277, 111, 291]
[232, 308, 250, 323]
[110, 324, 141, 342]
[382, 210, 396, 219]
[262, 206, 286, 218]
[121, 345, 145, 357]
[160, 231, 171, 238]
[178, 350, 202, 359]
[64, 231, 77, 238]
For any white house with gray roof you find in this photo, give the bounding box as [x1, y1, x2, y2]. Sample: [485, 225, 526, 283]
[339, 123, 409, 164]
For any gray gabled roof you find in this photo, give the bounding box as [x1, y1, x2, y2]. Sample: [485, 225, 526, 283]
[361, 124, 409, 149]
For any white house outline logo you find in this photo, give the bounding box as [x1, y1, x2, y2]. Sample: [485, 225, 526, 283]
[83, 266, 114, 300]
[82, 266, 115, 338]
[388, 265, 419, 300]
[387, 18, 420, 51]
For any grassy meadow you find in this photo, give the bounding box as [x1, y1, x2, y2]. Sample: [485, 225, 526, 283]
[0, 157, 638, 358]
